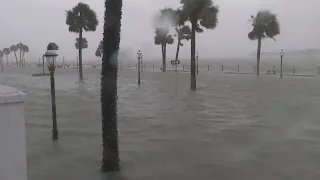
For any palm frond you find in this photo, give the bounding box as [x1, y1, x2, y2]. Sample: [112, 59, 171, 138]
[66, 2, 98, 33]
[10, 45, 17, 52]
[3, 48, 10, 55]
[248, 10, 280, 40]
[180, 0, 219, 33]
[166, 35, 174, 44]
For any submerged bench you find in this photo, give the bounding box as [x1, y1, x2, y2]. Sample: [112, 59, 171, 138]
[266, 70, 276, 75]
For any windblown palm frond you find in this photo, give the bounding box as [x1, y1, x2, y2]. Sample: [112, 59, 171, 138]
[3, 48, 10, 55]
[66, 2, 98, 32]
[248, 10, 280, 40]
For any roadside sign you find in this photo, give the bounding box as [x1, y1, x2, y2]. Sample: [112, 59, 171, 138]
[171, 60, 180, 65]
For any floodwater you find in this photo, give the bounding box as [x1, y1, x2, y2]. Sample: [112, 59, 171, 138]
[1, 66, 320, 180]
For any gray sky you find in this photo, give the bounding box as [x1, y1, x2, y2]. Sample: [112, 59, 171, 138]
[0, 0, 319, 62]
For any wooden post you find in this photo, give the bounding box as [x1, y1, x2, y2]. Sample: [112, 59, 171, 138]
[293, 66, 295, 74]
[208, 65, 209, 71]
[222, 65, 224, 71]
[136, 64, 137, 69]
[280, 56, 283, 78]
[153, 64, 154, 69]
[237, 65, 239, 73]
[138, 58, 140, 85]
[183, 64, 184, 70]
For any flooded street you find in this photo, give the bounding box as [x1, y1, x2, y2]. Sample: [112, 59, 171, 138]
[1, 66, 320, 180]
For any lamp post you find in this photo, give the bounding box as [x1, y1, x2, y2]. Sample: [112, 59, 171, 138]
[44, 47, 58, 140]
[141, 54, 143, 72]
[42, 56, 45, 74]
[196, 50, 199, 75]
[137, 50, 142, 85]
[280, 49, 284, 78]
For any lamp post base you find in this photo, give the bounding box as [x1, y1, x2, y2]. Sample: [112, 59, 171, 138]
[52, 129, 59, 140]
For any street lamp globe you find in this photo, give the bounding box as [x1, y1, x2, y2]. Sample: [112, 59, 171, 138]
[137, 50, 142, 59]
[280, 49, 284, 57]
[44, 50, 58, 71]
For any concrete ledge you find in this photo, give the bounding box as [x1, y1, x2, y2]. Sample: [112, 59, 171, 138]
[0, 84, 27, 180]
[0, 84, 26, 103]
[32, 73, 50, 77]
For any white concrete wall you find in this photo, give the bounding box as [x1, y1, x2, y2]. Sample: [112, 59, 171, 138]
[0, 85, 27, 180]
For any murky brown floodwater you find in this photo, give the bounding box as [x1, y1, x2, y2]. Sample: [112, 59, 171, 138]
[1, 66, 320, 180]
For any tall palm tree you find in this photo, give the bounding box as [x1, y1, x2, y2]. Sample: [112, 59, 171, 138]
[101, 0, 122, 172]
[9, 45, 18, 66]
[174, 9, 191, 65]
[179, 0, 219, 90]
[66, 2, 98, 81]
[3, 48, 10, 66]
[21, 45, 29, 66]
[154, 28, 174, 72]
[174, 25, 190, 62]
[154, 8, 176, 72]
[16, 42, 24, 66]
[248, 10, 280, 76]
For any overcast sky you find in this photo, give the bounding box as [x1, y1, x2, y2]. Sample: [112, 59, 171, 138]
[0, 0, 319, 62]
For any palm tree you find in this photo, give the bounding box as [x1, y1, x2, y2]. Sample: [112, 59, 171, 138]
[174, 9, 191, 66]
[9, 45, 18, 66]
[66, 2, 98, 81]
[95, 40, 103, 57]
[154, 28, 174, 72]
[154, 8, 176, 72]
[248, 10, 280, 76]
[0, 50, 3, 72]
[21, 45, 29, 66]
[101, 0, 122, 172]
[179, 0, 219, 90]
[16, 42, 24, 66]
[174, 25, 190, 62]
[3, 48, 10, 66]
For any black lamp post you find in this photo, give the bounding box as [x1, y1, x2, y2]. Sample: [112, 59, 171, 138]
[44, 47, 58, 140]
[196, 50, 199, 75]
[280, 49, 284, 78]
[137, 50, 142, 85]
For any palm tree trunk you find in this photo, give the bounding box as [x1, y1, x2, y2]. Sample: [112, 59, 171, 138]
[22, 51, 25, 66]
[256, 37, 262, 76]
[101, 0, 122, 172]
[175, 39, 181, 61]
[6, 55, 8, 66]
[161, 43, 166, 72]
[79, 28, 83, 81]
[1, 57, 3, 72]
[163, 44, 167, 72]
[19, 50, 22, 66]
[190, 19, 197, 90]
[175, 38, 181, 71]
[14, 52, 18, 66]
